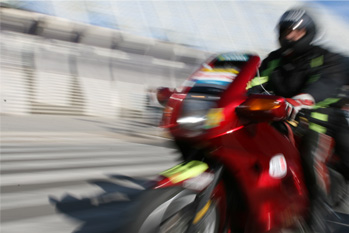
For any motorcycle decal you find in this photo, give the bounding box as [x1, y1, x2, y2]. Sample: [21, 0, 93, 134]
[217, 53, 249, 61]
[192, 71, 237, 82]
[160, 160, 209, 184]
[195, 79, 231, 86]
[201, 68, 240, 74]
[269, 154, 287, 178]
[193, 200, 212, 224]
[180, 67, 239, 90]
[205, 108, 224, 129]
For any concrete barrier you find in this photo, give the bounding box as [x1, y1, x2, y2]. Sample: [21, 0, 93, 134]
[0, 68, 30, 115]
[0, 8, 212, 118]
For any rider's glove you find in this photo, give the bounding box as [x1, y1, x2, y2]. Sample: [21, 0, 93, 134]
[285, 93, 315, 121]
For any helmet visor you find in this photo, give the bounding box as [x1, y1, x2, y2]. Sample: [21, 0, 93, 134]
[279, 20, 304, 39]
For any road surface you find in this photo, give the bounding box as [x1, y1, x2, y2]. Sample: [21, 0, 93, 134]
[1, 115, 348, 233]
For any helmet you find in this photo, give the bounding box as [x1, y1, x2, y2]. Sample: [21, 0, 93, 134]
[277, 9, 317, 56]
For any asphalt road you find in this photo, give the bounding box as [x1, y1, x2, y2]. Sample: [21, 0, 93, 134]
[1, 114, 180, 233]
[1, 115, 348, 233]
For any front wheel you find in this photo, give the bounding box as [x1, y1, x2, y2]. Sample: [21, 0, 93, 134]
[123, 186, 220, 233]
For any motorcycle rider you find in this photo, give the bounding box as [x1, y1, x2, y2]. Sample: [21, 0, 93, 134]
[248, 8, 349, 228]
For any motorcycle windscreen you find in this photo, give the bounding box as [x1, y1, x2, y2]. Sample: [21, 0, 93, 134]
[184, 55, 251, 96]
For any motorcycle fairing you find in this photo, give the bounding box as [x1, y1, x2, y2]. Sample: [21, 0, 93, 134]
[211, 122, 309, 232]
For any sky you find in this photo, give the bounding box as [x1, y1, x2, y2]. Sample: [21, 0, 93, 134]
[315, 1, 349, 24]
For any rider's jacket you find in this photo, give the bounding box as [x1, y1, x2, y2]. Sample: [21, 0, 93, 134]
[248, 45, 348, 105]
[249, 45, 349, 137]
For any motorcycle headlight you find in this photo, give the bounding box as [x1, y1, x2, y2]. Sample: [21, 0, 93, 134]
[176, 97, 217, 136]
[177, 112, 207, 134]
[177, 116, 206, 124]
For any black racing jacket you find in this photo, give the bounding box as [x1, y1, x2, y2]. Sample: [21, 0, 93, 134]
[249, 45, 348, 104]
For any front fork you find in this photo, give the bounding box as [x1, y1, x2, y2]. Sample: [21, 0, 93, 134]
[185, 165, 227, 233]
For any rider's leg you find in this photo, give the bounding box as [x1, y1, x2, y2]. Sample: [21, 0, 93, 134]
[333, 108, 349, 180]
[299, 130, 334, 232]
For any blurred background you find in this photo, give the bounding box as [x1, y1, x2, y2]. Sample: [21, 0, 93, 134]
[1, 1, 348, 233]
[1, 0, 349, 118]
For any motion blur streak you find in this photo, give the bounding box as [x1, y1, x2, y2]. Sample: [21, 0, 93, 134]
[1, 2, 349, 233]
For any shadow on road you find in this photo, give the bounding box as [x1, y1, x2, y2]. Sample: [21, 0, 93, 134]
[49, 175, 156, 233]
[49, 174, 349, 233]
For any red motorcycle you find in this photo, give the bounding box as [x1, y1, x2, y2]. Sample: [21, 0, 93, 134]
[123, 53, 344, 233]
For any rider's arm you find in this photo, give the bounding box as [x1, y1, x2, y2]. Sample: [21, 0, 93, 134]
[247, 51, 280, 94]
[301, 51, 347, 103]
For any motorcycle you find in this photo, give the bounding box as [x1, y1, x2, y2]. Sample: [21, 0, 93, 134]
[122, 53, 345, 233]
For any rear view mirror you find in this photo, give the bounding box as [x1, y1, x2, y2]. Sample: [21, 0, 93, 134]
[156, 87, 174, 106]
[236, 94, 287, 122]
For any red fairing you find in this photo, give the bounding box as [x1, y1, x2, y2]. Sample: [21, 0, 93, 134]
[160, 93, 187, 129]
[210, 122, 308, 232]
[218, 55, 261, 105]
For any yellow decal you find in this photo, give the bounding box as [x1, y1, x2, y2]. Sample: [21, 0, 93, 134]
[193, 200, 212, 224]
[201, 68, 240, 74]
[160, 161, 209, 184]
[205, 108, 224, 129]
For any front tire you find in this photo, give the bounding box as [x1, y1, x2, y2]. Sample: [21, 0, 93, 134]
[123, 186, 220, 233]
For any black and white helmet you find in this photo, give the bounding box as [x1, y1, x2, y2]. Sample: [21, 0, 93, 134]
[277, 9, 317, 55]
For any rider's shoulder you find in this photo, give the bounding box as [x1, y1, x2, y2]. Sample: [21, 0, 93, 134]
[261, 49, 283, 64]
[311, 45, 345, 61]
[267, 49, 283, 58]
